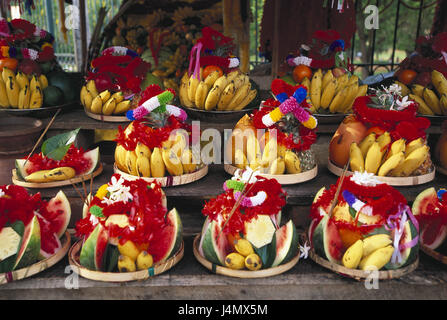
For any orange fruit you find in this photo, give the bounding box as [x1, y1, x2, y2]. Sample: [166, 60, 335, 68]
[292, 65, 312, 83]
[338, 228, 363, 249]
[203, 65, 223, 79]
[0, 58, 18, 72]
[397, 69, 417, 85]
[365, 126, 386, 137]
[227, 233, 241, 251]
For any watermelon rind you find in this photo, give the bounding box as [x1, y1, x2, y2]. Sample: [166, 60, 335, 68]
[385, 220, 419, 270]
[312, 215, 344, 263]
[83, 147, 100, 175]
[412, 187, 438, 216]
[166, 208, 183, 260]
[79, 224, 109, 271]
[198, 217, 211, 257]
[15, 159, 32, 181]
[47, 190, 71, 238]
[201, 219, 230, 266]
[271, 220, 299, 267]
[14, 216, 41, 270]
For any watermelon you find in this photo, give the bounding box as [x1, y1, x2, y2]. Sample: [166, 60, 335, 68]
[15, 159, 33, 181]
[148, 208, 183, 263]
[270, 220, 299, 267]
[79, 224, 109, 271]
[385, 220, 419, 270]
[14, 216, 41, 270]
[312, 215, 344, 263]
[198, 217, 211, 257]
[412, 188, 447, 250]
[45, 191, 71, 238]
[83, 147, 100, 175]
[201, 218, 231, 266]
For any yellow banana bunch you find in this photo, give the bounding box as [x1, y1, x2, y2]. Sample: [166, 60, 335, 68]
[310, 69, 322, 110]
[15, 72, 29, 89]
[432, 70, 447, 96]
[284, 150, 302, 174]
[359, 245, 394, 271]
[342, 239, 363, 269]
[194, 81, 210, 110]
[18, 85, 31, 109]
[391, 145, 430, 177]
[269, 156, 285, 175]
[80, 84, 131, 115]
[359, 133, 376, 158]
[115, 145, 128, 172]
[162, 147, 184, 176]
[349, 143, 364, 172]
[2, 67, 14, 83]
[407, 70, 447, 115]
[0, 79, 8, 108]
[6, 76, 20, 108]
[150, 147, 166, 177]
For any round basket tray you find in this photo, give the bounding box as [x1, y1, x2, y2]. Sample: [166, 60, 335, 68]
[68, 240, 184, 282]
[114, 164, 208, 187]
[224, 163, 318, 185]
[183, 106, 256, 123]
[327, 159, 435, 186]
[84, 108, 130, 123]
[11, 163, 104, 189]
[193, 235, 299, 278]
[314, 113, 348, 124]
[0, 102, 77, 119]
[303, 234, 419, 281]
[420, 245, 447, 264]
[0, 231, 71, 285]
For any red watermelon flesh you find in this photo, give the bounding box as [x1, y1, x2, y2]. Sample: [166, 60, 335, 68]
[326, 218, 344, 262]
[35, 213, 61, 259]
[44, 191, 71, 238]
[149, 209, 182, 263]
[95, 227, 109, 271]
[421, 217, 447, 250]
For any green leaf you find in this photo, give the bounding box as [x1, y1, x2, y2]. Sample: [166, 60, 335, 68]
[349, 206, 357, 219]
[41, 128, 80, 161]
[90, 205, 105, 218]
[252, 234, 276, 269]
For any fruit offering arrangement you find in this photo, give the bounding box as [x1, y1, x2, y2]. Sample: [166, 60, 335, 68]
[0, 185, 71, 273]
[75, 174, 182, 273]
[396, 70, 447, 116]
[284, 29, 366, 114]
[14, 129, 100, 184]
[329, 84, 434, 178]
[81, 47, 151, 117]
[110, 1, 222, 91]
[309, 172, 419, 272]
[179, 27, 258, 112]
[115, 85, 204, 179]
[197, 168, 299, 272]
[0, 18, 74, 109]
[226, 79, 317, 177]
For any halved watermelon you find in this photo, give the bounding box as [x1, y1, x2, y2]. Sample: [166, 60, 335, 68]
[201, 218, 231, 266]
[14, 216, 41, 270]
[83, 147, 100, 175]
[79, 224, 109, 271]
[45, 191, 71, 238]
[198, 217, 211, 257]
[312, 215, 344, 263]
[412, 187, 439, 217]
[148, 208, 183, 263]
[15, 159, 33, 181]
[270, 220, 299, 267]
[385, 220, 419, 270]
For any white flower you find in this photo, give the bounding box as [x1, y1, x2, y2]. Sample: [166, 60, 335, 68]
[101, 175, 133, 205]
[0, 189, 4, 197]
[351, 171, 381, 187]
[395, 96, 412, 110]
[232, 167, 260, 184]
[300, 241, 311, 259]
[386, 83, 402, 96]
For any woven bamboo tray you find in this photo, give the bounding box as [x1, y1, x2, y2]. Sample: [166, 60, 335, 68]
[12, 163, 104, 189]
[114, 164, 208, 187]
[68, 240, 184, 282]
[84, 109, 130, 123]
[193, 235, 299, 278]
[327, 159, 435, 186]
[0, 231, 71, 285]
[224, 164, 318, 185]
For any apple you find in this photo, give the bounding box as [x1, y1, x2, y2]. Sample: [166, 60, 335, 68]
[332, 67, 347, 78]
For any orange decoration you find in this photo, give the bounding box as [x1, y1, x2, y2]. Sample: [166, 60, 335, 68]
[397, 69, 417, 85]
[0, 58, 18, 72]
[203, 65, 223, 79]
[292, 65, 312, 83]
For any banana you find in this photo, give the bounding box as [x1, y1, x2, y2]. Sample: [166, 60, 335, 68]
[226, 70, 240, 82]
[394, 81, 410, 97]
[301, 77, 311, 91]
[86, 79, 99, 97]
[102, 97, 116, 115]
[335, 73, 349, 92]
[24, 170, 53, 183]
[162, 147, 184, 176]
[213, 75, 229, 91]
[362, 234, 392, 257]
[136, 251, 153, 270]
[114, 144, 127, 172]
[30, 75, 40, 92]
[29, 86, 43, 109]
[150, 147, 166, 177]
[111, 91, 124, 103]
[45, 167, 76, 181]
[328, 86, 348, 113]
[181, 148, 198, 173]
[124, 150, 138, 176]
[204, 85, 223, 111]
[118, 255, 136, 273]
[261, 138, 278, 169]
[355, 84, 368, 99]
[359, 133, 376, 158]
[441, 94, 447, 115]
[432, 70, 447, 96]
[246, 134, 262, 165]
[388, 139, 406, 158]
[378, 152, 404, 176]
[234, 149, 248, 169]
[113, 100, 131, 114]
[179, 72, 193, 108]
[18, 85, 31, 109]
[80, 85, 88, 107]
[342, 239, 363, 269]
[310, 70, 322, 110]
[90, 95, 103, 114]
[135, 142, 151, 158]
[341, 83, 359, 113]
[232, 74, 247, 90]
[1, 67, 14, 84]
[6, 76, 19, 108]
[392, 145, 429, 177]
[347, 74, 359, 86]
[194, 81, 210, 110]
[136, 155, 151, 177]
[377, 132, 391, 149]
[225, 252, 245, 270]
[364, 142, 382, 175]
[99, 90, 111, 103]
[233, 89, 257, 111]
[204, 70, 220, 87]
[320, 79, 337, 109]
[188, 76, 200, 102]
[322, 70, 334, 89]
[15, 72, 29, 89]
[227, 82, 251, 110]
[269, 157, 285, 175]
[171, 131, 187, 157]
[0, 80, 8, 107]
[38, 74, 48, 89]
[217, 81, 236, 110]
[359, 245, 394, 271]
[405, 138, 424, 155]
[411, 85, 425, 98]
[83, 90, 93, 111]
[423, 87, 442, 115]
[349, 142, 365, 172]
[284, 150, 301, 174]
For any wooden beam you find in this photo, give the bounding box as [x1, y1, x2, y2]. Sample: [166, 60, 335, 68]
[271, 0, 281, 78]
[79, 0, 88, 73]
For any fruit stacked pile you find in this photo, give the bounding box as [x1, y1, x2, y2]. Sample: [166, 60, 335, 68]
[0, 186, 71, 272]
[15, 129, 100, 183]
[396, 70, 447, 116]
[309, 172, 419, 271]
[226, 79, 317, 176]
[0, 67, 48, 109]
[81, 80, 132, 116]
[329, 84, 433, 178]
[76, 175, 182, 272]
[198, 169, 299, 271]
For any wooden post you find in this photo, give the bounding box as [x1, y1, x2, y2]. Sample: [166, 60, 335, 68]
[271, 0, 281, 79]
[0, 1, 7, 18]
[79, 0, 88, 73]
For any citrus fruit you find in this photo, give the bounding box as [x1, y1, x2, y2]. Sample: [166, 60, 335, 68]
[0, 58, 18, 71]
[397, 69, 417, 85]
[203, 65, 223, 79]
[293, 65, 312, 83]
